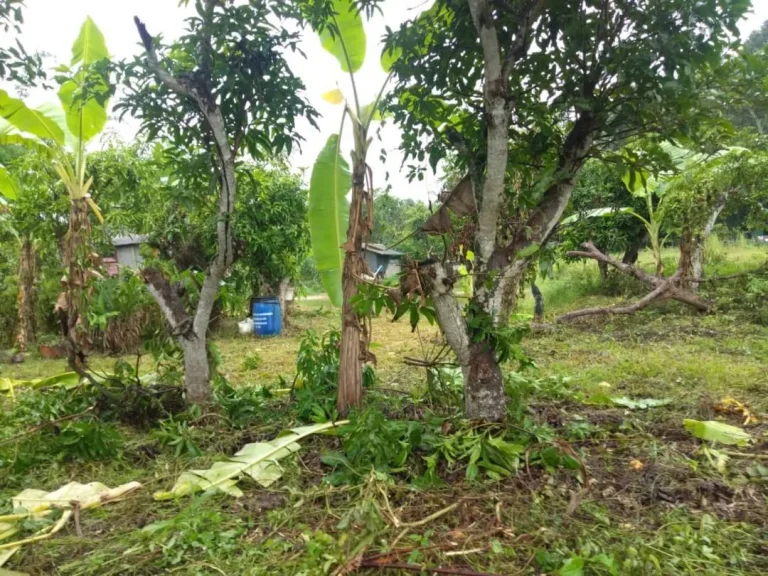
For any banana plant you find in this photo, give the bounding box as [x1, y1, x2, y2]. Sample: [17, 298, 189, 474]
[0, 16, 111, 371]
[306, 0, 400, 415]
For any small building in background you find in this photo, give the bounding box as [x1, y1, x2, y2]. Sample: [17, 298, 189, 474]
[362, 243, 403, 278]
[112, 234, 148, 269]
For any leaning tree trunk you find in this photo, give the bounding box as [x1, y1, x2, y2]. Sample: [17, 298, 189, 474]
[16, 237, 37, 353]
[690, 193, 728, 292]
[337, 159, 367, 416]
[58, 197, 93, 374]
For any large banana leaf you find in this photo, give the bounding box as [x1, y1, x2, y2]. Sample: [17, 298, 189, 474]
[70, 16, 109, 67]
[58, 80, 108, 144]
[319, 0, 366, 73]
[154, 421, 347, 500]
[309, 134, 350, 307]
[0, 91, 65, 147]
[59, 17, 110, 143]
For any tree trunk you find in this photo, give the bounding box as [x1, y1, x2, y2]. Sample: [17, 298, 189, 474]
[691, 194, 727, 290]
[466, 343, 506, 421]
[276, 278, 290, 323]
[678, 227, 695, 292]
[598, 260, 609, 283]
[337, 160, 367, 416]
[59, 197, 93, 374]
[180, 335, 210, 403]
[16, 237, 36, 353]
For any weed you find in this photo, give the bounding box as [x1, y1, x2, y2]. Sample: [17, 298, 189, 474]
[54, 420, 124, 461]
[152, 419, 202, 458]
[294, 329, 374, 422]
[242, 351, 263, 371]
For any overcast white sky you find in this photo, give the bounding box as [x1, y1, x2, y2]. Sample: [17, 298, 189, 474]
[14, 0, 768, 203]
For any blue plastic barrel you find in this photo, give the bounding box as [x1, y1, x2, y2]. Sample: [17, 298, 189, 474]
[252, 297, 282, 337]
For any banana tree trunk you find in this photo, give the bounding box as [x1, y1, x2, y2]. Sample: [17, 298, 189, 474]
[60, 197, 93, 373]
[16, 237, 36, 353]
[337, 159, 366, 416]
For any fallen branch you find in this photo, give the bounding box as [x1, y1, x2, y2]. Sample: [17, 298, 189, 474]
[557, 242, 711, 323]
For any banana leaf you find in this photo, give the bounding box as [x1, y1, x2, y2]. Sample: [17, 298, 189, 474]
[154, 421, 347, 500]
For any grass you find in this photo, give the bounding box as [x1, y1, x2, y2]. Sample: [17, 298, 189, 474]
[0, 241, 767, 575]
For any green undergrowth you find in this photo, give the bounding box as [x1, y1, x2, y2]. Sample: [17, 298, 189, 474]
[1, 245, 767, 575]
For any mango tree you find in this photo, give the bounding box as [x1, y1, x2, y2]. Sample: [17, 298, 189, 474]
[303, 0, 397, 415]
[0, 17, 112, 372]
[121, 0, 316, 402]
[385, 0, 745, 421]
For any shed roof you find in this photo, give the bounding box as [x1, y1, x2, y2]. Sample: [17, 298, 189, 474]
[362, 242, 403, 257]
[112, 234, 148, 246]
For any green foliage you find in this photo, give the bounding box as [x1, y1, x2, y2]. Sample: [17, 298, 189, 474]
[212, 379, 271, 429]
[119, 1, 316, 160]
[140, 497, 246, 569]
[232, 164, 310, 301]
[54, 420, 123, 462]
[465, 302, 533, 366]
[241, 352, 263, 372]
[323, 408, 424, 484]
[369, 193, 441, 259]
[294, 329, 374, 421]
[87, 270, 164, 353]
[152, 419, 202, 458]
[560, 159, 646, 261]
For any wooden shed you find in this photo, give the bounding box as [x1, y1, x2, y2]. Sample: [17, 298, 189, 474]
[362, 243, 403, 278]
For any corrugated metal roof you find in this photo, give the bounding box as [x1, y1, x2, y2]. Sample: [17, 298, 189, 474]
[112, 234, 148, 246]
[362, 242, 403, 256]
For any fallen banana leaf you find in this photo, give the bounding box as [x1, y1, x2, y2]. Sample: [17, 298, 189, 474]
[155, 421, 347, 500]
[0, 372, 81, 397]
[684, 419, 753, 446]
[0, 481, 141, 567]
[611, 396, 672, 410]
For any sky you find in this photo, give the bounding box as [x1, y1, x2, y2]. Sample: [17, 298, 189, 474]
[14, 0, 768, 204]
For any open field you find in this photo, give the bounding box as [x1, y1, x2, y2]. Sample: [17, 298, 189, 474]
[1, 244, 767, 576]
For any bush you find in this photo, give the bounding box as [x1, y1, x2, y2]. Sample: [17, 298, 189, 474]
[294, 329, 375, 422]
[87, 270, 165, 354]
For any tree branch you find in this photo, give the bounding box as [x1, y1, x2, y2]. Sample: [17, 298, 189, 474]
[468, 0, 508, 265]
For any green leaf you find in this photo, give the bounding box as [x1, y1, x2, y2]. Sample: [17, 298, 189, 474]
[380, 45, 402, 72]
[319, 0, 366, 73]
[154, 421, 346, 500]
[0, 166, 18, 200]
[611, 397, 673, 410]
[70, 16, 109, 66]
[683, 420, 753, 446]
[0, 90, 65, 146]
[309, 134, 350, 308]
[58, 79, 108, 143]
[559, 556, 585, 576]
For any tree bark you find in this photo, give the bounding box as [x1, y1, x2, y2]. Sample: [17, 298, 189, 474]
[16, 237, 36, 353]
[691, 193, 727, 290]
[678, 227, 695, 291]
[598, 260, 609, 283]
[180, 334, 210, 404]
[337, 159, 367, 416]
[58, 197, 93, 374]
[466, 343, 506, 421]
